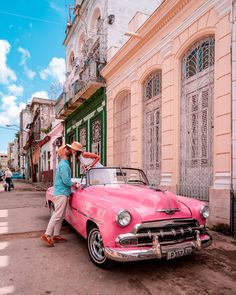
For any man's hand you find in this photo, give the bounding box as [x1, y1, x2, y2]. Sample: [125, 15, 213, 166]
[72, 182, 78, 188]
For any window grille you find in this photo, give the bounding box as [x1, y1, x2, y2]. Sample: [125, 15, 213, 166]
[179, 36, 214, 201]
[79, 127, 86, 147]
[143, 70, 162, 185]
[143, 71, 162, 100]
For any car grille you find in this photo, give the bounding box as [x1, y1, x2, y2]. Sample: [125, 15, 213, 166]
[136, 219, 200, 246]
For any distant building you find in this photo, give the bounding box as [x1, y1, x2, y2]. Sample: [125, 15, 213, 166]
[40, 119, 63, 184]
[7, 142, 14, 170]
[19, 104, 32, 178]
[22, 97, 56, 182]
[0, 153, 8, 171]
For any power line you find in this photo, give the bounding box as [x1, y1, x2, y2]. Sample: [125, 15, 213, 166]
[0, 126, 20, 132]
[0, 10, 63, 25]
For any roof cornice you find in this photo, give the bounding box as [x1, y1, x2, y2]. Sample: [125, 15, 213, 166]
[101, 0, 191, 78]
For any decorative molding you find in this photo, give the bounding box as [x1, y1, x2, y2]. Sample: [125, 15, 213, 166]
[105, 0, 219, 90]
[214, 0, 231, 18]
[160, 39, 173, 58]
[160, 173, 172, 186]
[213, 172, 231, 189]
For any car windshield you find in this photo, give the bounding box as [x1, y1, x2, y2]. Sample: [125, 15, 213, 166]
[87, 167, 149, 186]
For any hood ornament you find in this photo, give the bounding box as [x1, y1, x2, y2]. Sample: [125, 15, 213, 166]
[156, 208, 180, 215]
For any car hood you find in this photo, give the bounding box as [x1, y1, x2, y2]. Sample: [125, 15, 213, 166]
[83, 184, 192, 221]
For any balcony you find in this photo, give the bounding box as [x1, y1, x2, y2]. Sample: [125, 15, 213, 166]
[56, 58, 106, 119]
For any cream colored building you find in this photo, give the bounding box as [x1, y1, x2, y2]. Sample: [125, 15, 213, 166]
[102, 0, 233, 229]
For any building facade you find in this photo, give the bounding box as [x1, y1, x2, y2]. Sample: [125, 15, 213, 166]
[19, 105, 32, 178]
[102, 0, 233, 229]
[0, 153, 8, 171]
[23, 98, 56, 182]
[7, 142, 14, 170]
[40, 120, 63, 184]
[56, 0, 161, 177]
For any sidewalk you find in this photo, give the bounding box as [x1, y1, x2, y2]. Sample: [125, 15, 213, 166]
[22, 179, 51, 191]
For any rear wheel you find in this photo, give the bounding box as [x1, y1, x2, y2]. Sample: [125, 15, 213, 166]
[87, 224, 113, 268]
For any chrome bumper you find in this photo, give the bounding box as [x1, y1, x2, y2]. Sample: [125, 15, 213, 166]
[105, 231, 212, 262]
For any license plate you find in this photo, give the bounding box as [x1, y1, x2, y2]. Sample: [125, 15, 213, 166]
[167, 247, 193, 260]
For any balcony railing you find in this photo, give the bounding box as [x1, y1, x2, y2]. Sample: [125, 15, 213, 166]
[56, 58, 106, 119]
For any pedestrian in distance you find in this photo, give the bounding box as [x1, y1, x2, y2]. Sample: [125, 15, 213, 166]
[41, 145, 77, 247]
[4, 168, 12, 192]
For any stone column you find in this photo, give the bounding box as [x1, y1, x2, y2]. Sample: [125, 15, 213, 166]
[106, 88, 114, 166]
[159, 41, 176, 192]
[130, 70, 143, 168]
[209, 0, 232, 229]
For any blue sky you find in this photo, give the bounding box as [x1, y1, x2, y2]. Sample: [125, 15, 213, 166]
[0, 0, 73, 152]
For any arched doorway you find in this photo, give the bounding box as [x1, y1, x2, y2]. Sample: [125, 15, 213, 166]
[179, 36, 215, 201]
[143, 70, 162, 185]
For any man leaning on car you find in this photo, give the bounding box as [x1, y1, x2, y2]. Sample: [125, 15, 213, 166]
[41, 145, 77, 247]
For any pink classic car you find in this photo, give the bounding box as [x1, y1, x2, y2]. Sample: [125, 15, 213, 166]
[46, 167, 212, 268]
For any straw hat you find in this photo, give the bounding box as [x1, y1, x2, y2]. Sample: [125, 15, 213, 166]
[66, 141, 84, 152]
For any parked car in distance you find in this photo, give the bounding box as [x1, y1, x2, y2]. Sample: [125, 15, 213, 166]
[46, 167, 212, 268]
[11, 172, 24, 179]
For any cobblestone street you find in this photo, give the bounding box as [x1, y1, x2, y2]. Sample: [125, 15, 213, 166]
[0, 181, 235, 295]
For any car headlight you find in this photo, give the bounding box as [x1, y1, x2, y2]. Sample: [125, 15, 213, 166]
[200, 205, 210, 219]
[116, 210, 132, 227]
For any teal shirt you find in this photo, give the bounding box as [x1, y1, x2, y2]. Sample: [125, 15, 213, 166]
[53, 159, 73, 197]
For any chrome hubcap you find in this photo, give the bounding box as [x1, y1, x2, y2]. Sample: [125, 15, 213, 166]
[89, 229, 105, 262]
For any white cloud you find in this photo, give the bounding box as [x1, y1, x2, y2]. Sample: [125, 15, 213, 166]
[0, 95, 26, 125]
[18, 47, 36, 79]
[40, 57, 65, 84]
[18, 47, 30, 65]
[7, 84, 24, 96]
[0, 40, 17, 85]
[25, 68, 36, 79]
[31, 91, 49, 101]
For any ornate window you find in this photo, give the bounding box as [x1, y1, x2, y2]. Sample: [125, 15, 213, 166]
[79, 127, 86, 147]
[185, 38, 215, 79]
[143, 70, 162, 185]
[180, 36, 215, 201]
[91, 119, 101, 155]
[143, 71, 162, 100]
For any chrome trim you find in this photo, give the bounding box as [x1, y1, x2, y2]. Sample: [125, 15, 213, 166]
[105, 232, 212, 262]
[117, 226, 199, 243]
[156, 208, 180, 214]
[71, 206, 102, 224]
[131, 218, 198, 234]
[195, 230, 201, 251]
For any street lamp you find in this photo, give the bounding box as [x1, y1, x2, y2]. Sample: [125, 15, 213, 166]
[5, 124, 29, 133]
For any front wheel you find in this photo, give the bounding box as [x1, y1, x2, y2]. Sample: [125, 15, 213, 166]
[87, 225, 113, 268]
